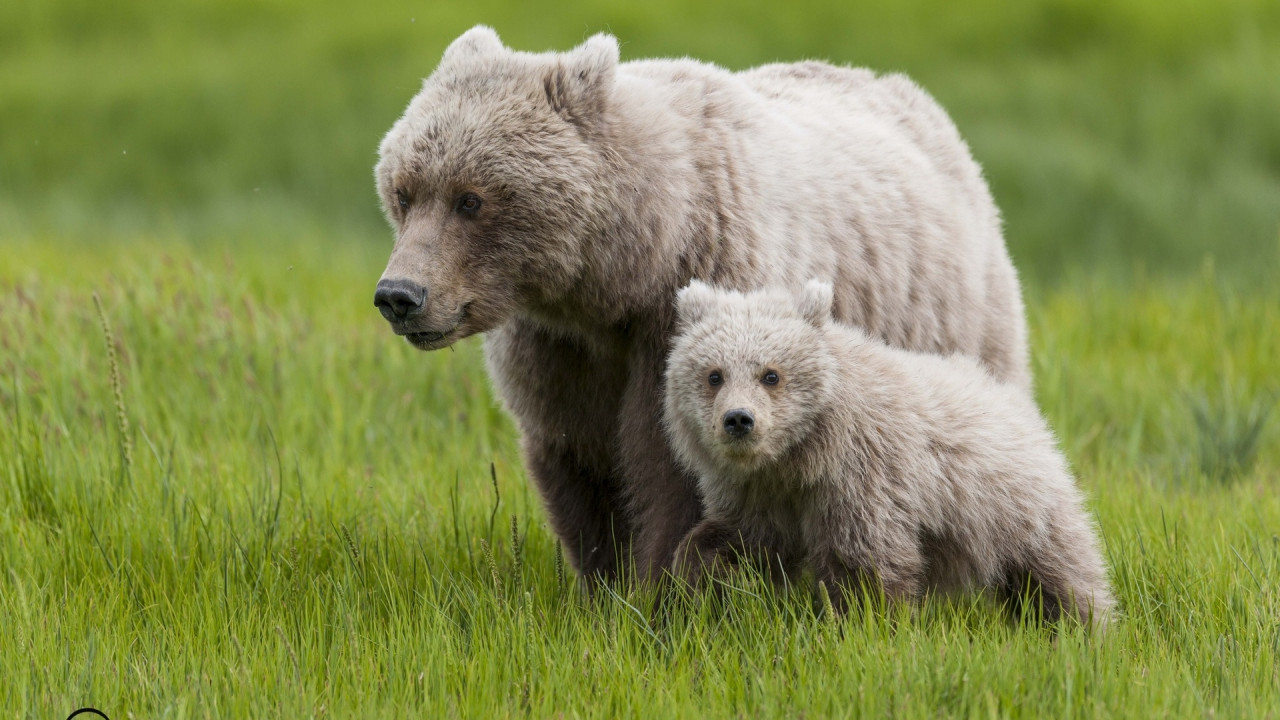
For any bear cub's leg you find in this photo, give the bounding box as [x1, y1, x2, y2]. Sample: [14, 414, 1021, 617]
[810, 524, 926, 615]
[672, 519, 797, 588]
[1001, 518, 1116, 631]
[671, 519, 743, 588]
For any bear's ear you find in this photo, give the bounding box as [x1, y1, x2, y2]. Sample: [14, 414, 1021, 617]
[675, 279, 721, 328]
[545, 33, 619, 128]
[442, 25, 505, 66]
[797, 280, 835, 327]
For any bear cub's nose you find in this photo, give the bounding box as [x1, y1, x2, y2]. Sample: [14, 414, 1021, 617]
[723, 409, 755, 438]
[374, 278, 427, 321]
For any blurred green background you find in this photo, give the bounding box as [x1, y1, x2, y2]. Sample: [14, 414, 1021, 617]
[2, 0, 1278, 283]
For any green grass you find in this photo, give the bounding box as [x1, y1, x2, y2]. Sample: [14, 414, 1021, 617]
[4, 0, 1280, 716]
[3, 238, 1278, 718]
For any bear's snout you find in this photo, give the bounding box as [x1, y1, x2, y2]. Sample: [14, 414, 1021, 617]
[374, 278, 427, 322]
[722, 409, 755, 438]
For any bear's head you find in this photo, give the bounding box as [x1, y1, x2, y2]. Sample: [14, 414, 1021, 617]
[373, 26, 620, 350]
[664, 279, 837, 478]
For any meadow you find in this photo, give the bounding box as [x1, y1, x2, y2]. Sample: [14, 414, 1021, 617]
[2, 0, 1279, 717]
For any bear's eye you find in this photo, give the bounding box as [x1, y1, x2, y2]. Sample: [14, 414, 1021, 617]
[708, 371, 723, 387]
[455, 192, 483, 216]
[761, 370, 780, 386]
[394, 189, 410, 211]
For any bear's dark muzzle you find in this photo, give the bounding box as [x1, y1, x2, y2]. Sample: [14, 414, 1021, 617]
[374, 278, 427, 322]
[723, 409, 755, 438]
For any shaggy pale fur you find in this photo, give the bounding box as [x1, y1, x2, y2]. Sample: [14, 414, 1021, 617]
[373, 26, 1030, 581]
[666, 280, 1114, 629]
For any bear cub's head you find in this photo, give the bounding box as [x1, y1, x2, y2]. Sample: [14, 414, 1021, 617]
[664, 280, 837, 476]
[373, 26, 620, 351]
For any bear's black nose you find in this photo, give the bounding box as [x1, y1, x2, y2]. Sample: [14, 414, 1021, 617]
[723, 409, 755, 438]
[374, 278, 427, 321]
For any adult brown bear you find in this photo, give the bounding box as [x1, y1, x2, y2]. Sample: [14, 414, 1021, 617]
[372, 26, 1029, 582]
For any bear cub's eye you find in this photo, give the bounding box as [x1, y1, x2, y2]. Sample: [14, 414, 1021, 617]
[761, 370, 780, 386]
[455, 192, 483, 216]
[708, 370, 723, 387]
[394, 189, 409, 210]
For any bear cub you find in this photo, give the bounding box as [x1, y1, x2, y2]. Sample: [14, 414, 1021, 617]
[664, 280, 1114, 629]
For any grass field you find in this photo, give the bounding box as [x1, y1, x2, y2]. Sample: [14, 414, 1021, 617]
[3, 0, 1279, 717]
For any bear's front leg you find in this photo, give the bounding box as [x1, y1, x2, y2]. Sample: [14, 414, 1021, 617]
[616, 339, 703, 582]
[523, 441, 632, 580]
[671, 518, 745, 588]
[811, 522, 925, 616]
[673, 518, 797, 589]
[485, 320, 633, 582]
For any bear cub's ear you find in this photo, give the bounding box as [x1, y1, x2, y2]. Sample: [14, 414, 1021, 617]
[675, 279, 721, 328]
[546, 33, 620, 127]
[442, 26, 505, 65]
[797, 280, 835, 327]
[573, 33, 620, 80]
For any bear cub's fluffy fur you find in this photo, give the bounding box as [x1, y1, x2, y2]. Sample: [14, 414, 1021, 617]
[665, 280, 1114, 628]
